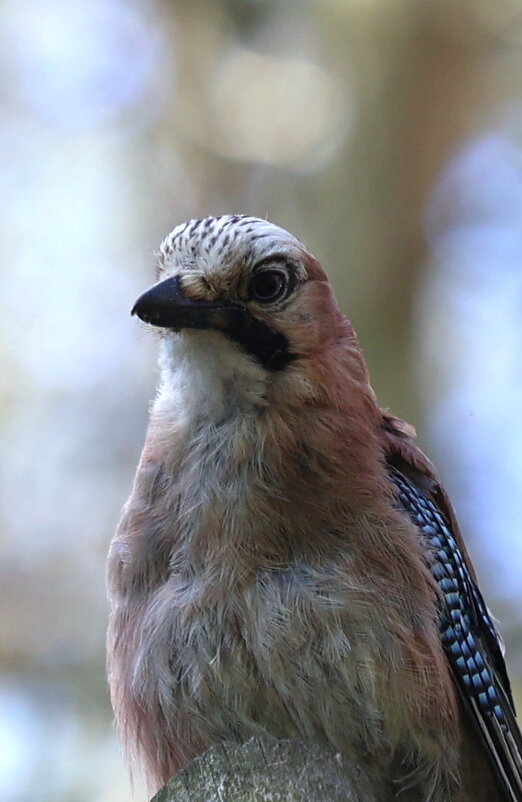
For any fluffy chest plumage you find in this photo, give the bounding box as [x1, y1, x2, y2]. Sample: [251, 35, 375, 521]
[109, 334, 457, 796]
[135, 559, 396, 757]
[126, 348, 410, 755]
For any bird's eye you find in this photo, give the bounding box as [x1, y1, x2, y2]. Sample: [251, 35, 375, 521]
[249, 269, 289, 304]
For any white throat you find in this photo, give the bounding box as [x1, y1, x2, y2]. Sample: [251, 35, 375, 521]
[157, 329, 269, 424]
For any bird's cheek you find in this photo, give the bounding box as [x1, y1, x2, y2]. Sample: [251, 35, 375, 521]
[271, 306, 330, 355]
[285, 315, 323, 354]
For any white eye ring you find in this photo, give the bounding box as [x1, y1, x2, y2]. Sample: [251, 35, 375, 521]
[249, 269, 289, 303]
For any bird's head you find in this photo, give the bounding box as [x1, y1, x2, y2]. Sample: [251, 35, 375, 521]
[132, 215, 367, 408]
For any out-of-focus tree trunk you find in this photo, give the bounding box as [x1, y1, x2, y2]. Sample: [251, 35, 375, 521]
[307, 3, 502, 423]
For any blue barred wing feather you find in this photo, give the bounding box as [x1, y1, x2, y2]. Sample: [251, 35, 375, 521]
[390, 466, 522, 802]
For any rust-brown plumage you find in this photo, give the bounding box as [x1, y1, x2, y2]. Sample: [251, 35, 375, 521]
[107, 215, 521, 801]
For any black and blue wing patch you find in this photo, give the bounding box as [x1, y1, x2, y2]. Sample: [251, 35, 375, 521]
[390, 466, 522, 801]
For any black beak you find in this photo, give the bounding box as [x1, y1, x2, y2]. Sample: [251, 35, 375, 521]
[131, 276, 243, 331]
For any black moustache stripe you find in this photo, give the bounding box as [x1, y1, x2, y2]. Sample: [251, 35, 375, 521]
[223, 310, 296, 372]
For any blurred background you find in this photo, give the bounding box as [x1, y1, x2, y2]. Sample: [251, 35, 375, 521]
[1, 0, 521, 799]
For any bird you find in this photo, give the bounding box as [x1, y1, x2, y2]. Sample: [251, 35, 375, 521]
[107, 214, 522, 801]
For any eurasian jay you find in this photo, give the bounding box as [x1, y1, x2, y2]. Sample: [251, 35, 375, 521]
[107, 215, 522, 801]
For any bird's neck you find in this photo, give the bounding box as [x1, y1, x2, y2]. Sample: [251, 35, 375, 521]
[141, 332, 387, 589]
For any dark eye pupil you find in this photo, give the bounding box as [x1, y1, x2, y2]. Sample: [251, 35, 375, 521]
[251, 270, 286, 302]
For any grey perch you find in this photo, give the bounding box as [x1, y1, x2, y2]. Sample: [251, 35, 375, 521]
[151, 737, 360, 802]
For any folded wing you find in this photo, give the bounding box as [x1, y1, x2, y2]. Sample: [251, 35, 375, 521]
[383, 412, 522, 801]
